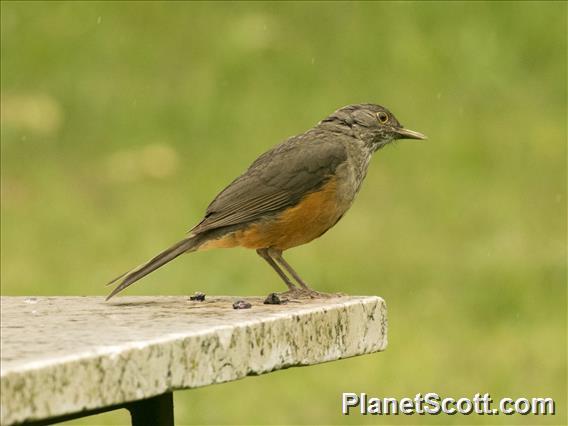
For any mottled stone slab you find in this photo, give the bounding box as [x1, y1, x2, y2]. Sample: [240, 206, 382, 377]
[0, 295, 387, 425]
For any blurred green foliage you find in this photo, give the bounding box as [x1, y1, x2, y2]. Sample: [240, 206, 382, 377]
[1, 1, 566, 425]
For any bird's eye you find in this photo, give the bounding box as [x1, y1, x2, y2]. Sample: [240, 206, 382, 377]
[377, 112, 388, 124]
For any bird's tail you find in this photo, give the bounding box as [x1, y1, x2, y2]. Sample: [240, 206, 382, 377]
[105, 234, 204, 301]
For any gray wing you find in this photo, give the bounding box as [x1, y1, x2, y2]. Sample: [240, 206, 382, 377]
[190, 130, 348, 234]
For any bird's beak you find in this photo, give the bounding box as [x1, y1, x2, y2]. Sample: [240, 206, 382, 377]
[394, 127, 427, 140]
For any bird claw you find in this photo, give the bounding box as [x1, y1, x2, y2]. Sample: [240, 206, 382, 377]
[278, 288, 341, 300]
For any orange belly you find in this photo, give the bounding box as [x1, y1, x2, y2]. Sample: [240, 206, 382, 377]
[199, 178, 342, 251]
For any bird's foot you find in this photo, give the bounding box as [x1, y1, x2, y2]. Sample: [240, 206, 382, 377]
[278, 288, 343, 300]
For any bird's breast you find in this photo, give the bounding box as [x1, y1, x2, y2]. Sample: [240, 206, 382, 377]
[198, 146, 373, 253]
[199, 175, 353, 251]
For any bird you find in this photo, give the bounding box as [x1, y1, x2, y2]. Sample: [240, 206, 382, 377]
[106, 104, 426, 300]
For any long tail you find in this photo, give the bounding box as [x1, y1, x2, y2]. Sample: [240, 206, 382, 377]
[106, 235, 204, 301]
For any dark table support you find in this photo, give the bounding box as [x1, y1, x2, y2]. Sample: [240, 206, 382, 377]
[128, 393, 174, 426]
[25, 393, 175, 426]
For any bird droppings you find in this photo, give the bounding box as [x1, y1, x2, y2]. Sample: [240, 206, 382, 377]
[264, 293, 285, 305]
[233, 300, 252, 309]
[189, 292, 206, 302]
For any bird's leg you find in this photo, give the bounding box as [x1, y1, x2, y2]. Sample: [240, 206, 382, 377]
[256, 248, 297, 291]
[267, 248, 321, 297]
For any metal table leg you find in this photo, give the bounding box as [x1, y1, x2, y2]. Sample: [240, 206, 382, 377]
[24, 392, 175, 425]
[127, 392, 174, 426]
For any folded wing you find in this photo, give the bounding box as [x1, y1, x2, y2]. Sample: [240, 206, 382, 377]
[191, 131, 348, 234]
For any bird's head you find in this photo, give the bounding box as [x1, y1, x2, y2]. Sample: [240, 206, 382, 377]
[318, 103, 427, 151]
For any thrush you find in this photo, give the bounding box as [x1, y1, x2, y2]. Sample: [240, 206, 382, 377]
[106, 104, 426, 300]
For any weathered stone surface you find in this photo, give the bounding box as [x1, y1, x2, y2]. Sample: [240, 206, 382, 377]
[0, 295, 387, 425]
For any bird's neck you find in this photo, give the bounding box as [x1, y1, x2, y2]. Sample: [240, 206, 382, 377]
[316, 121, 356, 138]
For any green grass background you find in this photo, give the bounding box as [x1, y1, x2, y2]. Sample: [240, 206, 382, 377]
[1, 1, 566, 425]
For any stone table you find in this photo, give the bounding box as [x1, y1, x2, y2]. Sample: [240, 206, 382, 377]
[0, 295, 387, 425]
